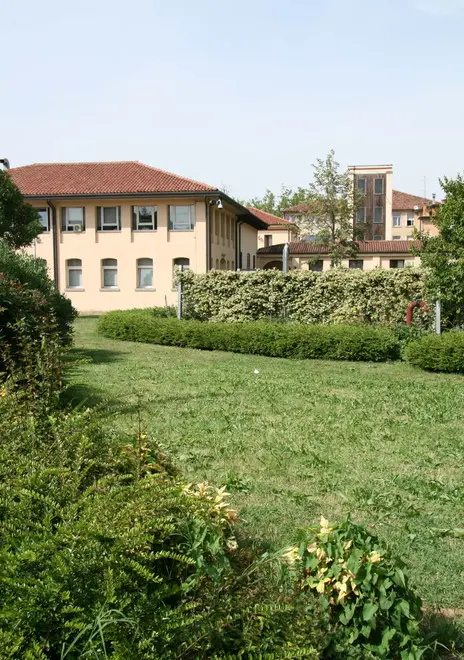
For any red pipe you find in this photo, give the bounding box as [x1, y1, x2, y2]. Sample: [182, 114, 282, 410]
[406, 300, 426, 326]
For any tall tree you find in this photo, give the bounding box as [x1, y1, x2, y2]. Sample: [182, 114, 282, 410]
[418, 174, 464, 326]
[0, 170, 42, 249]
[295, 150, 365, 265]
[246, 185, 312, 217]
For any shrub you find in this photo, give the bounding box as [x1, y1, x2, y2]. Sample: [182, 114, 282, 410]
[97, 311, 401, 362]
[285, 517, 425, 658]
[0, 380, 322, 658]
[152, 305, 177, 318]
[178, 268, 431, 328]
[405, 331, 464, 373]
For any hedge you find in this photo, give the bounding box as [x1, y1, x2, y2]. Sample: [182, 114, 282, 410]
[98, 310, 401, 362]
[178, 268, 430, 328]
[405, 331, 464, 373]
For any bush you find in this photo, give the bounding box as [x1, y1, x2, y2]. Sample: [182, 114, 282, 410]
[286, 517, 425, 658]
[0, 385, 322, 658]
[405, 331, 464, 373]
[178, 268, 431, 328]
[97, 311, 401, 362]
[152, 305, 177, 318]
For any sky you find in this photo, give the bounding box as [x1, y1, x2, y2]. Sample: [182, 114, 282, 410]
[1, 0, 464, 201]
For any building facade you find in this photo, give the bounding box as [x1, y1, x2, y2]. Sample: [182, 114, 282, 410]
[250, 207, 299, 252]
[9, 162, 266, 313]
[257, 240, 421, 271]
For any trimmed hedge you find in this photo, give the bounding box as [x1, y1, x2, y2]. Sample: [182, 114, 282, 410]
[405, 331, 464, 373]
[98, 310, 401, 362]
[178, 268, 430, 328]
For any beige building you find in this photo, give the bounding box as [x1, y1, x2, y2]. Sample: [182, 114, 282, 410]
[249, 207, 299, 250]
[257, 240, 421, 271]
[391, 190, 440, 240]
[9, 161, 266, 313]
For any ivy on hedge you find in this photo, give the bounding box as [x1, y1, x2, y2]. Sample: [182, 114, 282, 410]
[405, 331, 464, 373]
[178, 268, 430, 328]
[98, 311, 401, 362]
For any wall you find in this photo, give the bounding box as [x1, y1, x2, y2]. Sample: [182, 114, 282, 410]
[25, 197, 208, 313]
[257, 227, 297, 249]
[209, 204, 237, 270]
[350, 166, 393, 241]
[240, 222, 259, 270]
[391, 209, 439, 240]
[256, 253, 421, 271]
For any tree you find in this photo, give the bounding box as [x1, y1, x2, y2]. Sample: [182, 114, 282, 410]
[418, 174, 464, 326]
[295, 150, 365, 265]
[0, 170, 42, 249]
[246, 185, 312, 217]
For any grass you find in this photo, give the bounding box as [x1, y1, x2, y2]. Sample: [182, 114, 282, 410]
[70, 317, 464, 614]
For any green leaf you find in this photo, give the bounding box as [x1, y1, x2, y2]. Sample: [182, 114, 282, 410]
[362, 602, 379, 621]
[398, 599, 410, 618]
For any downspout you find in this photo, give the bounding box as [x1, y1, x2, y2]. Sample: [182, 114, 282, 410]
[236, 220, 243, 269]
[205, 197, 211, 271]
[47, 200, 59, 288]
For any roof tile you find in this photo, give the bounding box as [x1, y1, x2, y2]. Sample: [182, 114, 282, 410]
[258, 240, 421, 255]
[246, 207, 294, 227]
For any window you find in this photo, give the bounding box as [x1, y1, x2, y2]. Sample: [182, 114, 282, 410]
[215, 215, 219, 236]
[102, 258, 118, 288]
[264, 234, 273, 247]
[220, 257, 226, 270]
[226, 218, 230, 240]
[356, 208, 366, 223]
[253, 255, 256, 269]
[226, 260, 230, 269]
[231, 260, 235, 270]
[62, 207, 85, 232]
[373, 234, 382, 240]
[406, 216, 414, 227]
[169, 205, 195, 231]
[97, 206, 121, 231]
[357, 178, 366, 193]
[390, 259, 405, 269]
[393, 214, 401, 227]
[37, 208, 49, 232]
[221, 216, 225, 238]
[132, 206, 157, 231]
[173, 257, 190, 272]
[374, 178, 384, 194]
[309, 260, 323, 272]
[246, 253, 251, 270]
[349, 259, 364, 270]
[66, 259, 82, 288]
[392, 235, 401, 240]
[407, 235, 414, 240]
[374, 207, 383, 223]
[137, 258, 153, 288]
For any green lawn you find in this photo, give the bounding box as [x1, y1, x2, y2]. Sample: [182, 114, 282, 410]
[70, 317, 464, 610]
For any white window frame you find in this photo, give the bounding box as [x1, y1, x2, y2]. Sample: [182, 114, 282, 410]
[173, 257, 190, 286]
[66, 259, 82, 288]
[373, 234, 383, 240]
[392, 235, 401, 240]
[97, 206, 121, 231]
[374, 178, 384, 195]
[168, 205, 195, 231]
[373, 207, 383, 224]
[137, 258, 154, 288]
[357, 178, 366, 194]
[62, 207, 85, 232]
[390, 259, 405, 269]
[133, 206, 157, 231]
[349, 259, 364, 270]
[37, 208, 50, 232]
[406, 215, 415, 227]
[101, 259, 118, 288]
[393, 214, 401, 227]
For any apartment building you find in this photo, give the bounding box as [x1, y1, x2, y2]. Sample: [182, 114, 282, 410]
[391, 191, 439, 239]
[9, 161, 266, 312]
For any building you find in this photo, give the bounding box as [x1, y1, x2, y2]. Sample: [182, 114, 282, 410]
[257, 240, 421, 271]
[9, 161, 266, 313]
[391, 191, 439, 240]
[248, 207, 298, 250]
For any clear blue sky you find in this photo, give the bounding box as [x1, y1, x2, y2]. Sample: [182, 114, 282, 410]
[1, 0, 463, 200]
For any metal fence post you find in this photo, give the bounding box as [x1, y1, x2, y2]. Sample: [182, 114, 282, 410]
[282, 243, 289, 273]
[435, 299, 441, 335]
[177, 265, 183, 320]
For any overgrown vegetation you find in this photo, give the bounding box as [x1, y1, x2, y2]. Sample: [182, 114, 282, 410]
[178, 267, 429, 327]
[406, 331, 464, 373]
[0, 169, 43, 248]
[97, 311, 401, 362]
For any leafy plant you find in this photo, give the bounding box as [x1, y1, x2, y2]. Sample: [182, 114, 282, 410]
[286, 517, 425, 658]
[0, 170, 42, 248]
[97, 312, 401, 362]
[405, 330, 464, 373]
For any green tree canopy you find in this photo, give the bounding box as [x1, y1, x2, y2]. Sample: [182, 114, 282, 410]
[0, 170, 42, 249]
[246, 185, 312, 217]
[419, 173, 464, 326]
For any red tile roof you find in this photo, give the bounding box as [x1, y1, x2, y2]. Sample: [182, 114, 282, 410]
[258, 240, 421, 255]
[9, 161, 217, 196]
[246, 207, 295, 227]
[392, 190, 433, 210]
